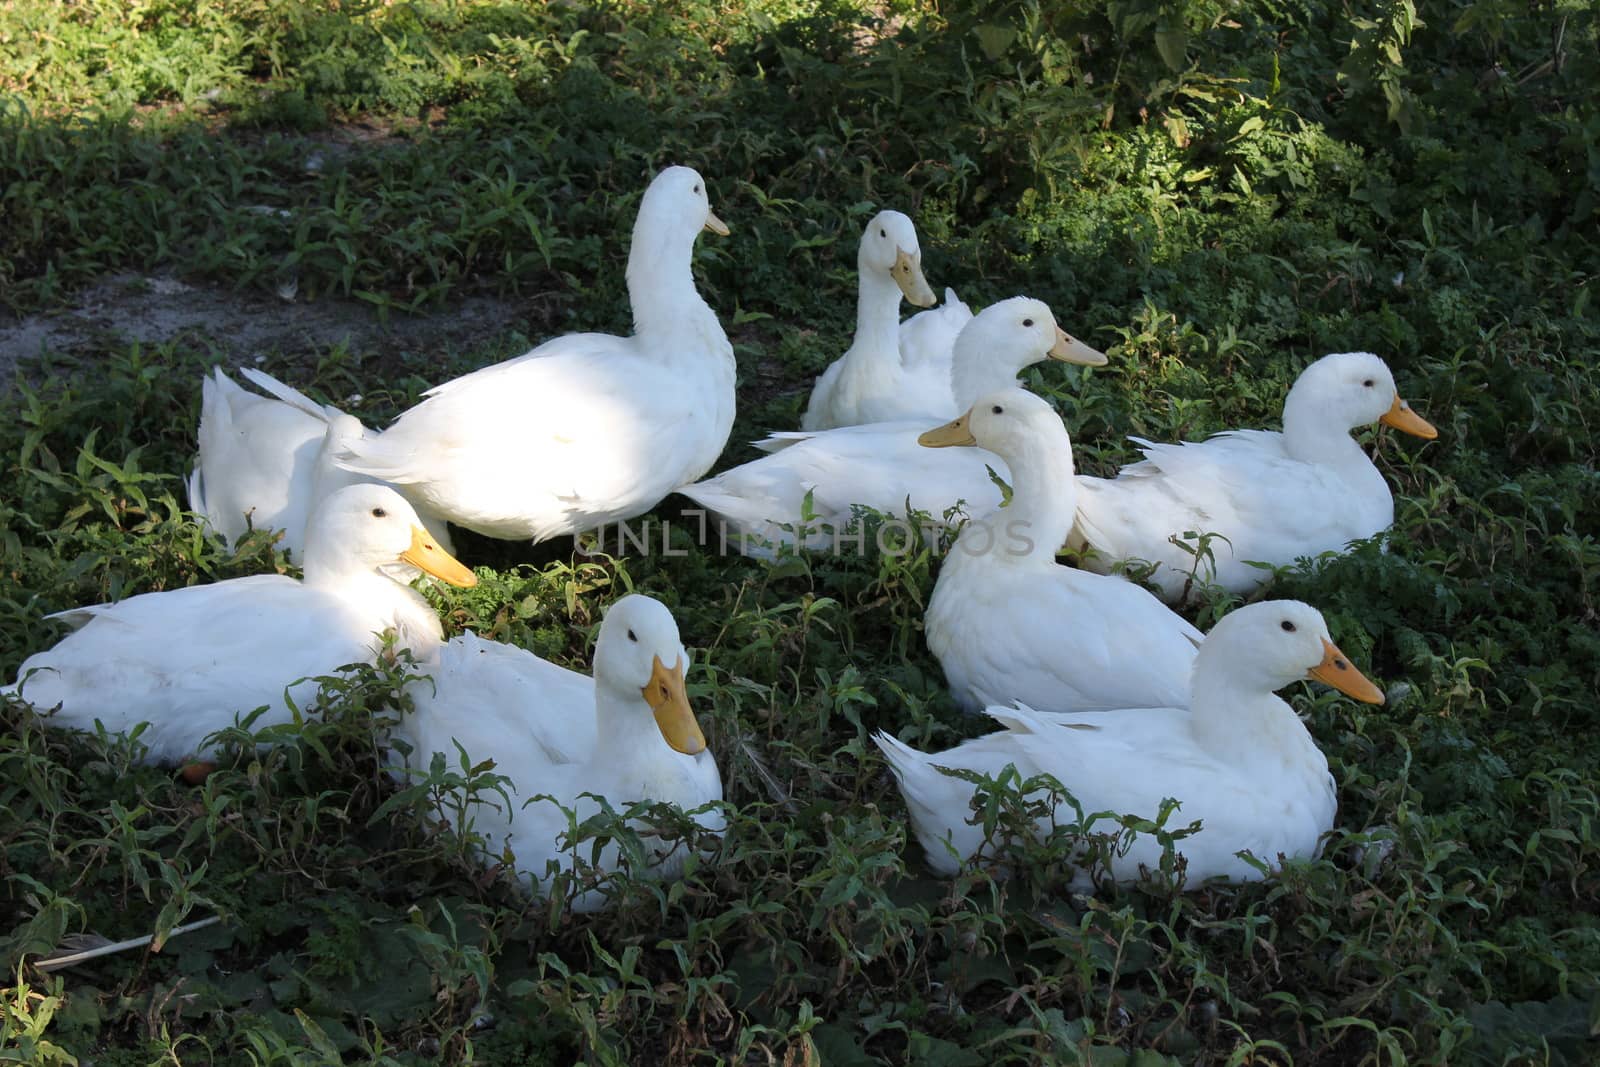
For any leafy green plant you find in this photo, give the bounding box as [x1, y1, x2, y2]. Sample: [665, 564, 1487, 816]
[0, 967, 75, 1066]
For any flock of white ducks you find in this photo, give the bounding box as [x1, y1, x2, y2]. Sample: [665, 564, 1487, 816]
[3, 165, 1442, 903]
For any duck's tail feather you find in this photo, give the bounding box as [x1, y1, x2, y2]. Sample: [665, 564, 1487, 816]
[238, 366, 337, 422]
[334, 429, 425, 484]
[752, 431, 814, 455]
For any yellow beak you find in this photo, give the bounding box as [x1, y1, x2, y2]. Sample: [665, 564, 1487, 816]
[892, 248, 937, 307]
[399, 526, 477, 588]
[703, 211, 730, 237]
[1048, 327, 1109, 367]
[1307, 637, 1385, 704]
[918, 409, 977, 448]
[642, 655, 705, 755]
[1378, 394, 1438, 440]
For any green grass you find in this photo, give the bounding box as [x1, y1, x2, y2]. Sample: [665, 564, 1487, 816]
[3, 0, 1599, 1062]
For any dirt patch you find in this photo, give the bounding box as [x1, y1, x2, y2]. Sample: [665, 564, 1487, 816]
[0, 271, 540, 388]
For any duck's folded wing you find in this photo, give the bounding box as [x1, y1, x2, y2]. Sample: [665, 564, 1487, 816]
[1075, 432, 1293, 551]
[401, 632, 596, 775]
[966, 571, 1199, 711]
[685, 424, 1003, 532]
[16, 578, 380, 757]
[337, 335, 648, 486]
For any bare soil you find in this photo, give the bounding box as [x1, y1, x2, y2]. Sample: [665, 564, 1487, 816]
[0, 271, 536, 389]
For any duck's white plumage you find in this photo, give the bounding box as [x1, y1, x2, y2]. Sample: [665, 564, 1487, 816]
[875, 599, 1385, 885]
[337, 167, 736, 541]
[679, 298, 1105, 555]
[1074, 351, 1439, 602]
[800, 211, 940, 431]
[392, 595, 723, 910]
[895, 286, 972, 394]
[189, 367, 453, 558]
[188, 366, 325, 553]
[921, 388, 1203, 714]
[4, 485, 478, 764]
[400, 630, 597, 769]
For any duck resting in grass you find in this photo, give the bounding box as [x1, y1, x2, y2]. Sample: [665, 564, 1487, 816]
[678, 297, 1105, 556]
[391, 595, 723, 911]
[3, 485, 476, 776]
[874, 599, 1385, 887]
[1072, 351, 1439, 602]
[918, 387, 1203, 715]
[799, 209, 941, 429]
[334, 166, 735, 542]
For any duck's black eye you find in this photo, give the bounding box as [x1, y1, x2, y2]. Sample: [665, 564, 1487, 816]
[1362, 379, 1375, 387]
[1022, 318, 1034, 327]
[1281, 620, 1296, 632]
[879, 228, 887, 238]
[991, 404, 1004, 415]
[692, 184, 701, 194]
[627, 629, 638, 642]
[371, 507, 387, 518]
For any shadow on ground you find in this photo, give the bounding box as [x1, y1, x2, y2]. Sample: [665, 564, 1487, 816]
[0, 270, 536, 390]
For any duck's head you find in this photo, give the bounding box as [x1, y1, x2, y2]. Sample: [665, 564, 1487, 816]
[640, 166, 729, 241]
[953, 296, 1107, 374]
[1292, 352, 1437, 439]
[1202, 600, 1384, 703]
[918, 386, 1064, 460]
[859, 211, 936, 307]
[303, 484, 477, 588]
[594, 594, 706, 756]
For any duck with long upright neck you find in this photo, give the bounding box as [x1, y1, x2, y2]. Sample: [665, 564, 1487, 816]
[799, 210, 942, 430]
[392, 595, 723, 910]
[875, 599, 1385, 886]
[336, 167, 735, 542]
[1073, 351, 1439, 603]
[919, 387, 1202, 714]
[677, 298, 1105, 556]
[799, 211, 989, 429]
[3, 484, 477, 768]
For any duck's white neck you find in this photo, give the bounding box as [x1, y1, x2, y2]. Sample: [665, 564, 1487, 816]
[974, 428, 1078, 564]
[1281, 381, 1369, 468]
[948, 344, 1032, 410]
[589, 684, 681, 787]
[1187, 650, 1320, 772]
[299, 542, 373, 589]
[626, 223, 716, 344]
[300, 561, 444, 660]
[835, 265, 904, 394]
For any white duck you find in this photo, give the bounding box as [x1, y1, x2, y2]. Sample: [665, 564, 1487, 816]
[3, 485, 477, 770]
[874, 600, 1385, 886]
[337, 167, 736, 541]
[189, 367, 453, 558]
[1073, 351, 1439, 602]
[678, 298, 1105, 556]
[392, 595, 723, 910]
[800, 210, 939, 430]
[920, 388, 1203, 714]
